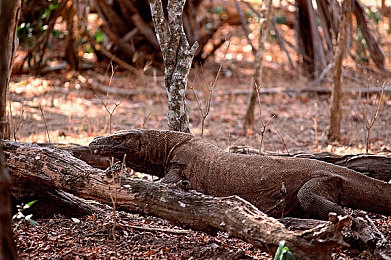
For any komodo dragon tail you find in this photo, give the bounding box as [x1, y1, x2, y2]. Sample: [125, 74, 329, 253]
[297, 165, 391, 220]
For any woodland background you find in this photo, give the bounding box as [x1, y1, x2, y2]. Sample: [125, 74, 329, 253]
[1, 0, 391, 259]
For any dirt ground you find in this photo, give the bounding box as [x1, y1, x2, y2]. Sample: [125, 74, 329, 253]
[8, 11, 391, 260]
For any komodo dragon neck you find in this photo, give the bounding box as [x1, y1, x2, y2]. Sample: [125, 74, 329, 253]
[90, 129, 391, 220]
[89, 129, 193, 177]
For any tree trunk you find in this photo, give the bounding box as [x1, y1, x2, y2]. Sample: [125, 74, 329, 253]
[243, 0, 273, 135]
[0, 146, 18, 260]
[295, 0, 326, 78]
[0, 0, 21, 139]
[328, 0, 352, 141]
[64, 1, 79, 70]
[2, 140, 351, 259]
[149, 0, 198, 132]
[354, 0, 385, 69]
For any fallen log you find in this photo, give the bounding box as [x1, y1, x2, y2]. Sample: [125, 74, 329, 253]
[294, 152, 391, 182]
[229, 146, 391, 182]
[2, 140, 350, 259]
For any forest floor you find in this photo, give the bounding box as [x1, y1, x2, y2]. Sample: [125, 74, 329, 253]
[8, 13, 391, 260]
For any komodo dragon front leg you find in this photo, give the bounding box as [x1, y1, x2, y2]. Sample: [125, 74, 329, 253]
[297, 174, 346, 220]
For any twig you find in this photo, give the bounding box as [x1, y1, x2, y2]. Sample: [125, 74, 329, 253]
[129, 225, 191, 234]
[307, 63, 334, 88]
[38, 104, 51, 143]
[142, 112, 151, 128]
[109, 154, 127, 259]
[98, 62, 122, 134]
[271, 121, 289, 154]
[241, 0, 299, 61]
[271, 19, 295, 69]
[13, 102, 25, 142]
[190, 41, 231, 137]
[102, 101, 121, 134]
[256, 84, 275, 151]
[233, 0, 256, 54]
[364, 80, 386, 153]
[312, 102, 319, 149]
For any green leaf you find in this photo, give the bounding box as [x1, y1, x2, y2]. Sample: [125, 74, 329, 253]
[94, 30, 104, 43]
[27, 218, 39, 227]
[274, 241, 295, 260]
[27, 200, 38, 207]
[274, 240, 286, 260]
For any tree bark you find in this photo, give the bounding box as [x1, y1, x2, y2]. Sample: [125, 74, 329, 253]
[295, 0, 326, 78]
[0, 146, 18, 260]
[328, 0, 352, 141]
[64, 1, 79, 70]
[354, 0, 385, 69]
[243, 0, 273, 135]
[0, 0, 21, 139]
[2, 140, 351, 259]
[0, 1, 21, 256]
[148, 0, 198, 133]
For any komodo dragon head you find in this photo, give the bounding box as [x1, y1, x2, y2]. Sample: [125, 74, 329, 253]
[89, 129, 193, 177]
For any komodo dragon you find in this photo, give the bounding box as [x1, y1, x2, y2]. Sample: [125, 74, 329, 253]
[89, 129, 391, 220]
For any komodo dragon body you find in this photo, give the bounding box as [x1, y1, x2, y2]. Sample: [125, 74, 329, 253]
[89, 129, 391, 220]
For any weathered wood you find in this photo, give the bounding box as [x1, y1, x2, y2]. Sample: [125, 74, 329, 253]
[328, 0, 352, 141]
[2, 140, 351, 259]
[0, 146, 17, 259]
[295, 153, 391, 182]
[38, 142, 114, 169]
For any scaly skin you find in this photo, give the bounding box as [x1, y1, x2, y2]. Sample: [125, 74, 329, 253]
[89, 129, 391, 220]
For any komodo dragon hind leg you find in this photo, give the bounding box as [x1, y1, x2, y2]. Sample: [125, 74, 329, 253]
[297, 176, 346, 220]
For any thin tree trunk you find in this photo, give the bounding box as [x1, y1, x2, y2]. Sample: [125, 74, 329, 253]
[243, 0, 273, 134]
[148, 0, 198, 133]
[328, 0, 352, 141]
[65, 1, 78, 70]
[0, 146, 17, 260]
[0, 2, 21, 256]
[0, 0, 21, 139]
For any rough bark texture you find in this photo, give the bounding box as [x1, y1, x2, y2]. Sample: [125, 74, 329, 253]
[295, 0, 326, 78]
[243, 0, 272, 134]
[328, 0, 352, 141]
[2, 140, 351, 259]
[0, 146, 18, 260]
[148, 0, 198, 133]
[0, 0, 20, 139]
